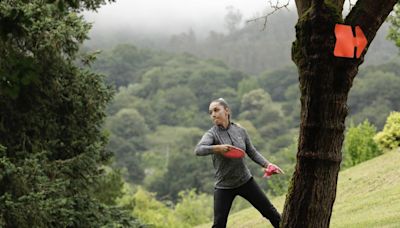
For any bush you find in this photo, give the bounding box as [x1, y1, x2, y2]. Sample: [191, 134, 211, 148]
[118, 186, 214, 227]
[174, 189, 213, 226]
[374, 112, 400, 150]
[343, 120, 382, 168]
[119, 187, 184, 228]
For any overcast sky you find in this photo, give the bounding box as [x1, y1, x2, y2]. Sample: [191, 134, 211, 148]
[84, 0, 296, 36]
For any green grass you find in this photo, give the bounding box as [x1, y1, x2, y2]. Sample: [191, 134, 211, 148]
[196, 149, 400, 228]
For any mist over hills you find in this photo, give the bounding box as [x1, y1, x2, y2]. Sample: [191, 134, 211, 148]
[85, 10, 398, 75]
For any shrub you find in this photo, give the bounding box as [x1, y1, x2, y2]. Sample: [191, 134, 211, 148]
[119, 187, 184, 228]
[374, 112, 400, 150]
[343, 120, 382, 168]
[174, 189, 213, 226]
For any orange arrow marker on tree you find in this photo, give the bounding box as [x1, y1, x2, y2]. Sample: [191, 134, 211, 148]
[334, 24, 368, 58]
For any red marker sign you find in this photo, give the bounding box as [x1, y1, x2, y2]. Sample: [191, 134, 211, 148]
[334, 24, 368, 58]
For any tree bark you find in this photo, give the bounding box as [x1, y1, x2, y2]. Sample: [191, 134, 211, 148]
[281, 0, 398, 227]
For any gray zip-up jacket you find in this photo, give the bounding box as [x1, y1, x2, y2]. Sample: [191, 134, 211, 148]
[194, 122, 270, 189]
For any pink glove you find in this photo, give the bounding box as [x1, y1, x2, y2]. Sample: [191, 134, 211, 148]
[263, 164, 284, 178]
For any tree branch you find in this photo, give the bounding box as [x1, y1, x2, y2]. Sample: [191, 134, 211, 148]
[345, 0, 398, 45]
[246, 0, 290, 30]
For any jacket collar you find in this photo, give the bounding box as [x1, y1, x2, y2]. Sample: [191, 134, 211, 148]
[217, 122, 233, 131]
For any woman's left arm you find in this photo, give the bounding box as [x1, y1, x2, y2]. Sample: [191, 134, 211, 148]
[243, 129, 270, 168]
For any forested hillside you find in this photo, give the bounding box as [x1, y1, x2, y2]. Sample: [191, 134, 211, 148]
[92, 43, 400, 205]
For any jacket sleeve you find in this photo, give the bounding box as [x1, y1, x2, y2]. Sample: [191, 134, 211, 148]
[243, 128, 270, 167]
[194, 130, 215, 156]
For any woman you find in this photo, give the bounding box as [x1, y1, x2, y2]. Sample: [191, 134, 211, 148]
[194, 98, 282, 228]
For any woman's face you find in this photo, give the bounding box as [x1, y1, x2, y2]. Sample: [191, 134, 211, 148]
[209, 102, 229, 126]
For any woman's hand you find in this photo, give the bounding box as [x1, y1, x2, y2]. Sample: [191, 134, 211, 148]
[269, 163, 284, 174]
[212, 144, 231, 154]
[263, 163, 284, 178]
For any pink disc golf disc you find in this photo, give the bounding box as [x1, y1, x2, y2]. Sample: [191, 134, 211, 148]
[223, 146, 245, 159]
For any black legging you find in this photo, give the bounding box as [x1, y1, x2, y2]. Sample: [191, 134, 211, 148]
[212, 177, 281, 228]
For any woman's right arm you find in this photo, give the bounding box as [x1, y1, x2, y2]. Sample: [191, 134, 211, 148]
[194, 130, 229, 156]
[195, 131, 215, 156]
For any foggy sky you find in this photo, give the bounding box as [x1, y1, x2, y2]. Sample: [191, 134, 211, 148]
[84, 0, 296, 37]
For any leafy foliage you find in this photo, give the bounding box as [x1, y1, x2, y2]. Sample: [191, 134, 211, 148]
[0, 0, 142, 227]
[143, 126, 214, 202]
[129, 187, 184, 228]
[174, 189, 213, 226]
[348, 70, 400, 128]
[388, 3, 400, 49]
[343, 120, 382, 168]
[93, 44, 156, 88]
[118, 186, 214, 228]
[374, 112, 400, 150]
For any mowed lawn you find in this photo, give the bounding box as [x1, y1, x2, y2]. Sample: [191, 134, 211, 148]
[196, 149, 400, 228]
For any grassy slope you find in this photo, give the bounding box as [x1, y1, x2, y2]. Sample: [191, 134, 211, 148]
[196, 149, 400, 228]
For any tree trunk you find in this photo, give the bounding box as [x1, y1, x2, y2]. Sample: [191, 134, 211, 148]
[281, 0, 398, 227]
